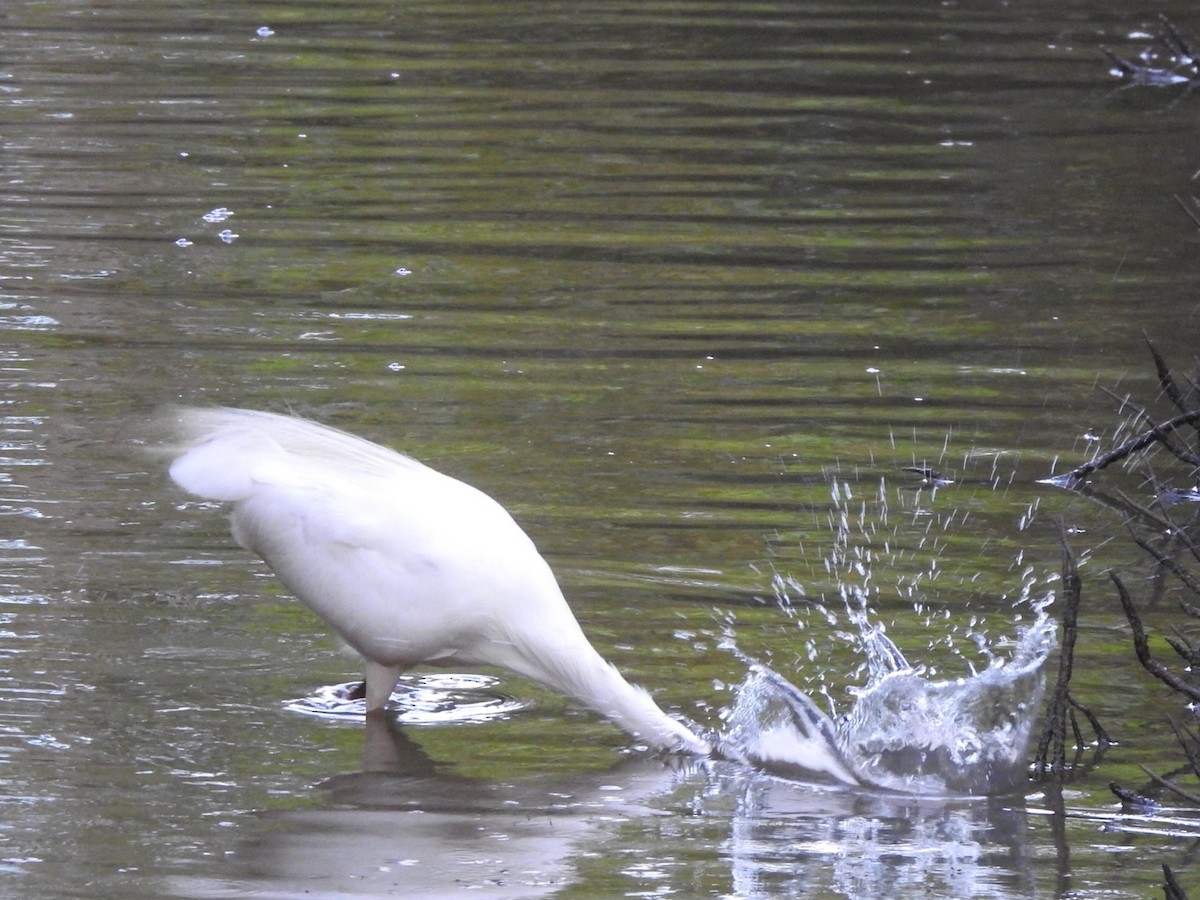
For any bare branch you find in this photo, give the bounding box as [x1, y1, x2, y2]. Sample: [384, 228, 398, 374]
[1051, 409, 1200, 487]
[1111, 570, 1200, 704]
[1145, 332, 1196, 419]
[1163, 863, 1189, 900]
[1034, 523, 1109, 776]
[1068, 695, 1112, 748]
[1137, 765, 1200, 806]
[1166, 715, 1200, 777]
[1129, 529, 1200, 594]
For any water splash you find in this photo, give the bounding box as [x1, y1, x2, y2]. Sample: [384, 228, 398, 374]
[721, 475, 1057, 795]
[720, 603, 1055, 795]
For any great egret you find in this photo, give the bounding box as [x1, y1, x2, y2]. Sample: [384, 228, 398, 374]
[164, 406, 710, 755]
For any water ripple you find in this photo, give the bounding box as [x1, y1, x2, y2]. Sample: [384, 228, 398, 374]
[285, 673, 530, 725]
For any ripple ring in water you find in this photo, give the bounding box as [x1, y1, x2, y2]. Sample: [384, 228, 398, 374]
[285, 674, 532, 725]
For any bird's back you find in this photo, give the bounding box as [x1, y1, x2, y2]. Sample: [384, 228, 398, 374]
[167, 406, 434, 498]
[164, 406, 580, 668]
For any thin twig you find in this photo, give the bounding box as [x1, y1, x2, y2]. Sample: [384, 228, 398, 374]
[1111, 571, 1200, 704]
[1138, 764, 1200, 806]
[1166, 632, 1200, 669]
[1129, 529, 1200, 595]
[1054, 409, 1200, 487]
[1158, 13, 1200, 67]
[1068, 694, 1112, 748]
[1113, 488, 1184, 538]
[1167, 715, 1200, 777]
[1146, 332, 1196, 419]
[1136, 473, 1200, 566]
[1034, 523, 1096, 776]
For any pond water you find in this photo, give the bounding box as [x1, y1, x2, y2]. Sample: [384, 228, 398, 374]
[3, 0, 1200, 896]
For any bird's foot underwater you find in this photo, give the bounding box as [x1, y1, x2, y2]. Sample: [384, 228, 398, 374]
[338, 681, 367, 702]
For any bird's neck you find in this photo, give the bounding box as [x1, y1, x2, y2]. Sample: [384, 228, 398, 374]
[518, 643, 710, 755]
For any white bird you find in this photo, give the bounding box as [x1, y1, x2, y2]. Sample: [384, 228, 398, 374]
[163, 406, 710, 755]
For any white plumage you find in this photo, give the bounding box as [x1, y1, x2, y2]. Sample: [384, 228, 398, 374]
[164, 406, 709, 755]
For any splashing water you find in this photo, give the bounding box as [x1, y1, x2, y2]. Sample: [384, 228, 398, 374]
[720, 601, 1056, 795]
[720, 476, 1057, 795]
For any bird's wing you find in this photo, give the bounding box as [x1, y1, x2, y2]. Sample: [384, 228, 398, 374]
[165, 406, 435, 501]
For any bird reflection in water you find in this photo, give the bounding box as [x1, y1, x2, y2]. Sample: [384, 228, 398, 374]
[171, 715, 1037, 899]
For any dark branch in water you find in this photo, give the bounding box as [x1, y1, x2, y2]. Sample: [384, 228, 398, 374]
[1166, 715, 1200, 781]
[1163, 863, 1189, 900]
[1111, 571, 1200, 704]
[900, 465, 952, 487]
[1145, 333, 1200, 463]
[1068, 695, 1110, 748]
[1046, 339, 1200, 490]
[1110, 781, 1160, 813]
[1050, 409, 1200, 488]
[1158, 14, 1200, 70]
[1138, 764, 1200, 806]
[1052, 341, 1200, 893]
[1147, 333, 1198, 423]
[1103, 15, 1200, 102]
[1128, 529, 1200, 594]
[1033, 523, 1110, 779]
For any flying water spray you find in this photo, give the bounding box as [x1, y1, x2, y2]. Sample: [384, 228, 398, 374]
[719, 478, 1057, 795]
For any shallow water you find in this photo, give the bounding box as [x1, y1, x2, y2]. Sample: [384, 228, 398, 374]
[3, 0, 1200, 896]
